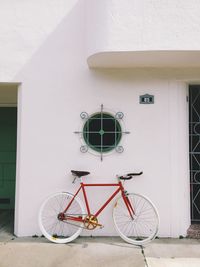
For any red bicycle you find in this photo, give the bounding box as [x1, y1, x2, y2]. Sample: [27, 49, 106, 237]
[39, 170, 159, 245]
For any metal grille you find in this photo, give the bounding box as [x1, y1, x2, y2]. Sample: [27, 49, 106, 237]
[189, 86, 200, 223]
[75, 105, 129, 161]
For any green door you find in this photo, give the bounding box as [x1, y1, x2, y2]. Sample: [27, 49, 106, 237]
[0, 108, 17, 209]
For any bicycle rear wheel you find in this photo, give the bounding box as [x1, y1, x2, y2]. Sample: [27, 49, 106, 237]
[113, 193, 159, 246]
[39, 192, 84, 244]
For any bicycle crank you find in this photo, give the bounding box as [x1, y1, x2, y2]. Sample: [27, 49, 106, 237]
[84, 215, 103, 230]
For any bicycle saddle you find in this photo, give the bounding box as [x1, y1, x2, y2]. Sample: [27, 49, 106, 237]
[71, 170, 90, 177]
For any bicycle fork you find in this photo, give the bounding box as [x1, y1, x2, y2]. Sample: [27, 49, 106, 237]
[122, 191, 135, 220]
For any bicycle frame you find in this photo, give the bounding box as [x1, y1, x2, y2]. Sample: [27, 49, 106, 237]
[63, 181, 135, 224]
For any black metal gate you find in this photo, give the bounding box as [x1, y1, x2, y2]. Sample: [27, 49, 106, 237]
[189, 85, 200, 223]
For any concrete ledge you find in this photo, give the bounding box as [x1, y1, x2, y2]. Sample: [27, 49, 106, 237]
[144, 238, 200, 258]
[0, 237, 145, 267]
[146, 257, 200, 267]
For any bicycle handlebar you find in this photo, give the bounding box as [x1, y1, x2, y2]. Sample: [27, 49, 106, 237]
[118, 172, 143, 180]
[127, 172, 143, 176]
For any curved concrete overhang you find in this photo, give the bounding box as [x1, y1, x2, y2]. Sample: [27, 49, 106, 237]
[87, 51, 200, 68]
[86, 0, 200, 68]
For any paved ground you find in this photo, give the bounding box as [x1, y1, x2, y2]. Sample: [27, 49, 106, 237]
[1, 210, 200, 267]
[144, 238, 200, 267]
[0, 237, 146, 267]
[0, 235, 200, 267]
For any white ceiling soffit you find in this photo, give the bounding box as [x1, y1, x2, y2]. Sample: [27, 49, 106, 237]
[87, 51, 200, 68]
[0, 83, 19, 106]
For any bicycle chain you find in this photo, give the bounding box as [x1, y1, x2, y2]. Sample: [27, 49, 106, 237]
[61, 214, 103, 230]
[61, 214, 88, 229]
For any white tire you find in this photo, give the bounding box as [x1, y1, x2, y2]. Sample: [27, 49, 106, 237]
[38, 192, 84, 244]
[113, 193, 159, 246]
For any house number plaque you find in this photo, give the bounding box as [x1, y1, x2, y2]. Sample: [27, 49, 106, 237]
[140, 94, 154, 104]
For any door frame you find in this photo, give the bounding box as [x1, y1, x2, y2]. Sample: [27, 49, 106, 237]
[0, 82, 21, 234]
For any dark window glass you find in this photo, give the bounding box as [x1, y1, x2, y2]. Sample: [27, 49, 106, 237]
[83, 113, 122, 153]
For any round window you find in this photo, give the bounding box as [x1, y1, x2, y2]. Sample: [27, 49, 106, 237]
[83, 113, 122, 153]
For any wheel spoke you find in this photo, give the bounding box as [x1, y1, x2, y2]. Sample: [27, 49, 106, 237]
[39, 193, 84, 243]
[113, 193, 159, 245]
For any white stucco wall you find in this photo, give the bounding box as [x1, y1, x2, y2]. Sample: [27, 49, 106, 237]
[0, 0, 80, 82]
[0, 0, 199, 238]
[86, 0, 200, 54]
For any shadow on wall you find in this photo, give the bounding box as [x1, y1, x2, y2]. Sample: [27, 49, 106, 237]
[13, 0, 86, 84]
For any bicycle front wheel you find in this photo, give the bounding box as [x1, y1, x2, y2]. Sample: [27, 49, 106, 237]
[39, 192, 84, 244]
[113, 193, 159, 246]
